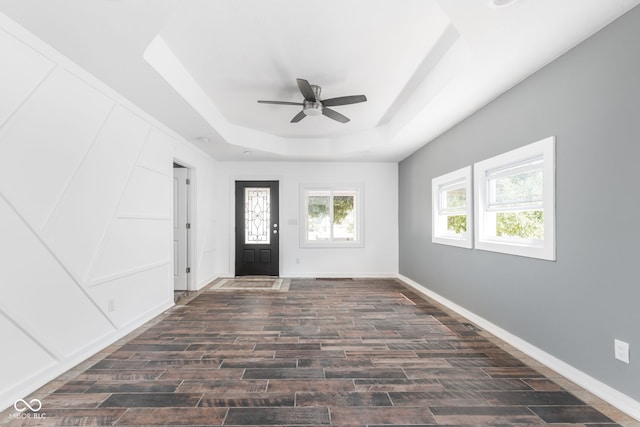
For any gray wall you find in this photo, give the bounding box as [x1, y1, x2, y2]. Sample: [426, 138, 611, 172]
[399, 6, 640, 401]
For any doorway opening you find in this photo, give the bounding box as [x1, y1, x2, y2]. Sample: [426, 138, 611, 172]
[235, 180, 280, 276]
[173, 162, 191, 301]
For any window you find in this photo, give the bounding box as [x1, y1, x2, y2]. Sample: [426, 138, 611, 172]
[474, 136, 555, 260]
[301, 185, 363, 247]
[432, 166, 472, 248]
[244, 187, 270, 244]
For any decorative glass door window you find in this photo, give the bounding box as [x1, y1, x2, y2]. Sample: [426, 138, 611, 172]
[244, 187, 270, 244]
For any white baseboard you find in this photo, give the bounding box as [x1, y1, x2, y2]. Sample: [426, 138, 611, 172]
[218, 272, 398, 279]
[0, 299, 173, 413]
[281, 272, 397, 278]
[397, 274, 640, 422]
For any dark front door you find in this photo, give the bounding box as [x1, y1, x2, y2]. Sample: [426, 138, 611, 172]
[235, 181, 279, 276]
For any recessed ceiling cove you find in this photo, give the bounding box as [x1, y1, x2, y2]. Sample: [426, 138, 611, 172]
[155, 0, 452, 140]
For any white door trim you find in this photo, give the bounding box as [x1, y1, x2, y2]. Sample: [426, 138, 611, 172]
[173, 164, 190, 291]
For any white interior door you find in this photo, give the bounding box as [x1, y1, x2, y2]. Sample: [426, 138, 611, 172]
[173, 167, 189, 291]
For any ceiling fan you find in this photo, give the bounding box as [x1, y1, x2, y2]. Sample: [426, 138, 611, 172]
[257, 78, 367, 124]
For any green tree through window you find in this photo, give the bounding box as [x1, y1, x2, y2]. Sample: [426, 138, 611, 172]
[496, 211, 544, 239]
[333, 196, 354, 224]
[447, 215, 467, 233]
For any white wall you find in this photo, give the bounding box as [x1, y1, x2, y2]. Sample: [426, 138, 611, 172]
[0, 13, 217, 410]
[214, 161, 398, 278]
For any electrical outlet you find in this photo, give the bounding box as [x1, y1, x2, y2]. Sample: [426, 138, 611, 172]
[296, 258, 300, 264]
[614, 339, 629, 364]
[108, 299, 116, 313]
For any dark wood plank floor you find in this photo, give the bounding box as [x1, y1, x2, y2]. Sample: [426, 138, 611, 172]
[3, 278, 631, 426]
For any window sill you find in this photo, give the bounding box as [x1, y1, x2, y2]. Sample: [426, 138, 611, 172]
[475, 238, 555, 260]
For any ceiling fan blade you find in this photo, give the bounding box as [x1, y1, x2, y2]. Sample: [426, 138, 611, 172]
[290, 110, 306, 123]
[322, 108, 350, 123]
[296, 78, 316, 102]
[257, 100, 303, 106]
[322, 95, 367, 107]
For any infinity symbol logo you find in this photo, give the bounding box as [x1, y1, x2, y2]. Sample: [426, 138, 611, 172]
[14, 398, 42, 412]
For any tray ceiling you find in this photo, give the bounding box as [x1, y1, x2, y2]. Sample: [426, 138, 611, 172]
[1, 0, 638, 160]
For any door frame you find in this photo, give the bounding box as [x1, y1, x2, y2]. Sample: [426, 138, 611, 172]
[229, 176, 282, 276]
[172, 161, 193, 292]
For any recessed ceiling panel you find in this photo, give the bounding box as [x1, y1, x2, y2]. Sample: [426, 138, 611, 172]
[159, 0, 451, 138]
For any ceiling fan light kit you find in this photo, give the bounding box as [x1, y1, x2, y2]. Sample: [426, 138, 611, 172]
[257, 78, 367, 124]
[303, 104, 323, 116]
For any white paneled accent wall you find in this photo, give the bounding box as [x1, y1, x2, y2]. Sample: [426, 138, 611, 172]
[0, 14, 218, 410]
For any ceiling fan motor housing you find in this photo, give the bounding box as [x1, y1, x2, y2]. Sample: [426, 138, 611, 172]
[303, 100, 323, 116]
[303, 85, 323, 116]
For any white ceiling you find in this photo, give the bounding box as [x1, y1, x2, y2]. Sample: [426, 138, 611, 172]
[1, 0, 638, 161]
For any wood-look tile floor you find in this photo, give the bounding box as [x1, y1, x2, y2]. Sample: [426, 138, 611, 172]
[3, 278, 635, 426]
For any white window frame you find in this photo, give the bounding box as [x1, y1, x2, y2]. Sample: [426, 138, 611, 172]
[300, 184, 364, 248]
[432, 166, 473, 248]
[474, 136, 556, 260]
